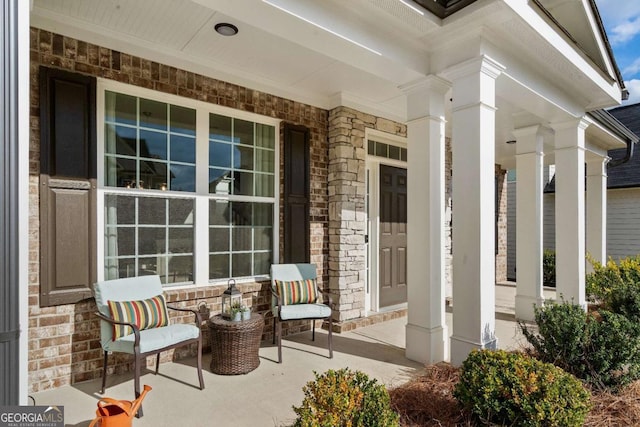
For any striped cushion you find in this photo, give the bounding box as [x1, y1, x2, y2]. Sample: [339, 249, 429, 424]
[275, 279, 318, 305]
[107, 295, 169, 340]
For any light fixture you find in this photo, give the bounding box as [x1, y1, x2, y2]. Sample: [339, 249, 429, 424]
[398, 0, 424, 15]
[506, 140, 517, 145]
[262, 0, 382, 56]
[215, 23, 239, 36]
[221, 279, 242, 319]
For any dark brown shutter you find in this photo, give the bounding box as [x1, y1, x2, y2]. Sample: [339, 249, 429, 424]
[283, 124, 310, 263]
[39, 67, 96, 306]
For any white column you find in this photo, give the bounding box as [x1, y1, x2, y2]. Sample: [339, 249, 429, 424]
[444, 56, 504, 366]
[586, 153, 609, 270]
[514, 126, 545, 321]
[552, 119, 589, 308]
[400, 75, 450, 364]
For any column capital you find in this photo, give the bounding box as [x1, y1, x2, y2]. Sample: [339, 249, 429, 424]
[550, 117, 590, 132]
[585, 151, 611, 165]
[441, 55, 505, 82]
[401, 75, 450, 121]
[586, 152, 610, 177]
[512, 124, 551, 138]
[552, 117, 589, 150]
[399, 75, 450, 96]
[513, 125, 550, 155]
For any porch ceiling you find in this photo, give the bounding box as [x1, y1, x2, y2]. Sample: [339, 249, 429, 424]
[31, 0, 625, 165]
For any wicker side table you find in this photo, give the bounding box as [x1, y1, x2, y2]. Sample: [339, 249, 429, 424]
[208, 313, 264, 375]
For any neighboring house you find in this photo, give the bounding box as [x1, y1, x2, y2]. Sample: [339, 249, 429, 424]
[507, 103, 640, 280]
[1, 0, 636, 402]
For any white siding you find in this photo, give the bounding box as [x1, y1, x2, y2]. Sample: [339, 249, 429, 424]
[543, 194, 556, 251]
[607, 188, 640, 260]
[507, 188, 640, 268]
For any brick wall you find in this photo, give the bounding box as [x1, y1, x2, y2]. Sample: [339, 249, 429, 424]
[28, 28, 329, 392]
[327, 106, 406, 322]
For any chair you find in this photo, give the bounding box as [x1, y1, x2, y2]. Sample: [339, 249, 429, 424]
[93, 275, 204, 417]
[270, 263, 333, 363]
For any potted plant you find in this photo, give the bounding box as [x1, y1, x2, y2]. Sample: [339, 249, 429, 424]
[242, 305, 251, 321]
[230, 302, 243, 321]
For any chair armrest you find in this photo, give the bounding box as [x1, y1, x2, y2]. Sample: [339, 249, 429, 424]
[94, 312, 141, 348]
[268, 286, 283, 317]
[95, 311, 139, 328]
[167, 305, 202, 325]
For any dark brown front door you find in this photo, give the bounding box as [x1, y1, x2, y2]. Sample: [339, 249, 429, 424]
[379, 165, 407, 307]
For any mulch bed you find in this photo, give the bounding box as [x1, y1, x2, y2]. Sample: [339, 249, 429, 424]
[389, 363, 640, 426]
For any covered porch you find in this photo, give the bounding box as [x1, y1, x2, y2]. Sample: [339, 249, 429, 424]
[32, 284, 541, 426]
[2, 0, 634, 404]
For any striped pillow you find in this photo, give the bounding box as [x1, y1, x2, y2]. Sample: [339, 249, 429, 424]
[107, 295, 169, 340]
[275, 279, 318, 305]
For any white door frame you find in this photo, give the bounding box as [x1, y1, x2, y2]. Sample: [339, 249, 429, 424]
[365, 129, 407, 314]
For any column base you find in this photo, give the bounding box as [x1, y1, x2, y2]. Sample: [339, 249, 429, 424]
[405, 323, 448, 365]
[450, 334, 497, 366]
[515, 294, 544, 322]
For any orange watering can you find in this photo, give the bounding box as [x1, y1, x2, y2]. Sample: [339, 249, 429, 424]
[88, 385, 152, 427]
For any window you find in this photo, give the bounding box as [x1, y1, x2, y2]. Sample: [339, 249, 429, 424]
[209, 201, 273, 279]
[100, 83, 278, 285]
[104, 195, 194, 284]
[208, 114, 275, 197]
[367, 139, 407, 161]
[104, 91, 196, 191]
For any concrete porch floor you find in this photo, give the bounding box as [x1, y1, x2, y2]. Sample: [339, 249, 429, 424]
[33, 284, 555, 427]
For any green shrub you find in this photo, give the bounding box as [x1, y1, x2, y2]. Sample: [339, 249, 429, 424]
[454, 349, 590, 426]
[543, 249, 556, 287]
[521, 301, 588, 378]
[521, 300, 640, 390]
[587, 255, 640, 322]
[293, 368, 399, 427]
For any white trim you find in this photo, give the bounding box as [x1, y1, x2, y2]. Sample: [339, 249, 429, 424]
[364, 128, 407, 312]
[366, 128, 408, 148]
[96, 79, 281, 287]
[366, 162, 379, 313]
[328, 92, 406, 124]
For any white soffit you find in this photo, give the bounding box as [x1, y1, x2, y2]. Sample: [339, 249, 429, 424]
[34, 0, 215, 51]
[501, 0, 620, 108]
[182, 12, 337, 87]
[191, 0, 429, 83]
[537, 0, 615, 78]
[31, 0, 414, 117]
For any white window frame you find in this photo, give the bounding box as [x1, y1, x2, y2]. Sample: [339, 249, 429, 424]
[96, 79, 280, 288]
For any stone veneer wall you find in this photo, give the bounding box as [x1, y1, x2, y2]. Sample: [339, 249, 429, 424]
[327, 107, 406, 322]
[495, 166, 508, 282]
[444, 138, 454, 296]
[28, 28, 329, 392]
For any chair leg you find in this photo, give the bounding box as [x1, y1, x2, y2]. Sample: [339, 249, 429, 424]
[327, 316, 333, 359]
[100, 351, 108, 394]
[134, 356, 143, 418]
[312, 319, 316, 341]
[155, 353, 160, 375]
[196, 335, 204, 390]
[272, 316, 276, 345]
[277, 318, 282, 363]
